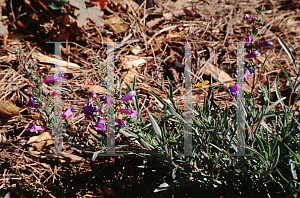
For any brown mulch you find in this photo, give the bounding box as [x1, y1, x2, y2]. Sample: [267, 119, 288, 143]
[1, 0, 300, 197]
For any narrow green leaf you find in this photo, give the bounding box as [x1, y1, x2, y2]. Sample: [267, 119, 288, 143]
[167, 76, 173, 100]
[270, 146, 280, 170]
[279, 63, 293, 91]
[147, 111, 162, 143]
[265, 97, 286, 114]
[89, 128, 104, 144]
[274, 75, 285, 107]
[220, 65, 234, 74]
[150, 92, 183, 121]
[276, 34, 298, 75]
[154, 180, 180, 193]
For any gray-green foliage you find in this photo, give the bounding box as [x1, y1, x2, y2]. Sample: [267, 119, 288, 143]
[117, 36, 300, 196]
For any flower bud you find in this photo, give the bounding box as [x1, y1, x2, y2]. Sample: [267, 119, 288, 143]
[257, 40, 273, 48]
[244, 14, 252, 21]
[245, 50, 260, 59]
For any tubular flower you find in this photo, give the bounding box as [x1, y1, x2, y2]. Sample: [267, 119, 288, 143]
[245, 35, 252, 47]
[26, 123, 45, 132]
[118, 109, 138, 118]
[94, 119, 107, 131]
[42, 71, 66, 83]
[90, 91, 98, 100]
[26, 97, 40, 108]
[226, 84, 239, 99]
[244, 68, 253, 78]
[244, 14, 252, 21]
[257, 40, 273, 48]
[82, 100, 100, 116]
[121, 91, 136, 102]
[103, 96, 113, 109]
[116, 118, 126, 128]
[62, 107, 75, 120]
[245, 50, 260, 59]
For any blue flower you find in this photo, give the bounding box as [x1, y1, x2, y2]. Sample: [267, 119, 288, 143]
[26, 97, 40, 108]
[226, 84, 239, 99]
[244, 68, 252, 78]
[121, 91, 136, 102]
[118, 108, 138, 118]
[42, 71, 66, 83]
[62, 107, 75, 120]
[95, 119, 107, 131]
[257, 40, 273, 48]
[245, 35, 252, 47]
[103, 96, 113, 109]
[26, 123, 45, 132]
[115, 118, 126, 128]
[245, 50, 260, 59]
[82, 100, 100, 116]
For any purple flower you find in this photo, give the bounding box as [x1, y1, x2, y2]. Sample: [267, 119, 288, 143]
[121, 91, 136, 102]
[244, 14, 252, 21]
[94, 119, 107, 131]
[245, 50, 260, 59]
[257, 40, 273, 48]
[116, 119, 126, 128]
[91, 91, 98, 100]
[245, 35, 252, 47]
[226, 84, 239, 99]
[26, 123, 45, 132]
[82, 100, 100, 116]
[103, 96, 113, 109]
[244, 68, 252, 78]
[62, 107, 75, 120]
[42, 71, 66, 83]
[26, 97, 40, 108]
[119, 109, 138, 118]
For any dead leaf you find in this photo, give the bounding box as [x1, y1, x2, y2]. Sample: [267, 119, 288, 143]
[146, 17, 164, 29]
[131, 46, 141, 55]
[88, 86, 107, 94]
[0, 100, 22, 120]
[173, 0, 189, 9]
[69, 0, 104, 27]
[120, 55, 148, 69]
[29, 150, 85, 163]
[135, 84, 168, 100]
[203, 62, 234, 83]
[183, 8, 194, 17]
[27, 132, 53, 151]
[104, 15, 129, 34]
[32, 52, 80, 69]
[102, 186, 115, 196]
[168, 67, 180, 83]
[295, 100, 300, 112]
[122, 68, 139, 89]
[0, 21, 8, 36]
[163, 12, 173, 21]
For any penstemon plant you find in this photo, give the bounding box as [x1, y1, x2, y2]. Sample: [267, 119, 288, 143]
[114, 5, 300, 197]
[17, 46, 139, 154]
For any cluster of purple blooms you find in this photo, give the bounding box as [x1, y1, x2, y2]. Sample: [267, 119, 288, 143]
[226, 14, 273, 99]
[26, 72, 138, 133]
[86, 90, 138, 131]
